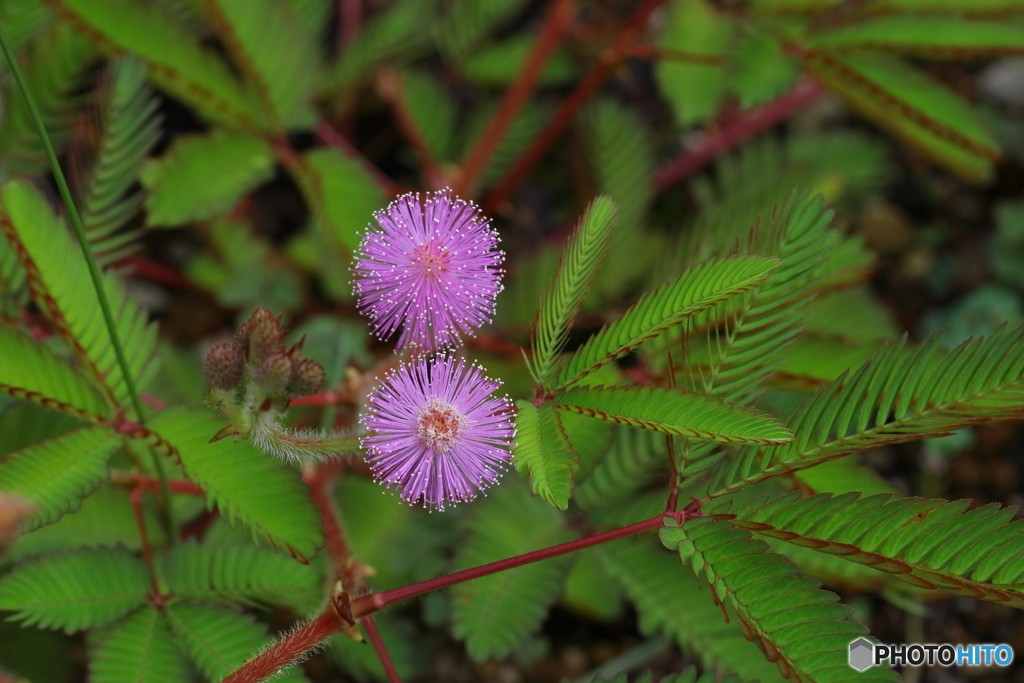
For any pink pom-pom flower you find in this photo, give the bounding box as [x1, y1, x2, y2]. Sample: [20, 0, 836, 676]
[360, 354, 515, 510]
[352, 189, 504, 352]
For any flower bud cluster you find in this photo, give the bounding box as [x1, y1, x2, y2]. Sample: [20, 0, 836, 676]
[205, 307, 326, 433]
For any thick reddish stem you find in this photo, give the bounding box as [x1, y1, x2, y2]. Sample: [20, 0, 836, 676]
[314, 120, 403, 196]
[224, 610, 344, 683]
[352, 512, 681, 617]
[453, 0, 576, 198]
[291, 391, 342, 407]
[304, 462, 350, 577]
[363, 615, 402, 683]
[338, 0, 361, 49]
[481, 0, 667, 213]
[653, 79, 825, 192]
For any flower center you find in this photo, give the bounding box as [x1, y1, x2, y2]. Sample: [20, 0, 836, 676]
[412, 243, 450, 280]
[416, 398, 469, 453]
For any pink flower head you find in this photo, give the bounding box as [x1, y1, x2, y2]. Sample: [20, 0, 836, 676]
[360, 354, 515, 510]
[352, 189, 504, 352]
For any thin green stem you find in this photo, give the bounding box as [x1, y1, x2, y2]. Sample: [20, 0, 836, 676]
[0, 26, 175, 536]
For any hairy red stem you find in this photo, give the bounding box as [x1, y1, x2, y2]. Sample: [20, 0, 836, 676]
[223, 610, 343, 683]
[653, 78, 825, 192]
[363, 615, 402, 683]
[352, 512, 681, 617]
[453, 0, 576, 198]
[225, 513, 688, 682]
[481, 0, 667, 213]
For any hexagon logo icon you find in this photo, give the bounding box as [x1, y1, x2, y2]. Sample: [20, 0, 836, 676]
[849, 638, 874, 671]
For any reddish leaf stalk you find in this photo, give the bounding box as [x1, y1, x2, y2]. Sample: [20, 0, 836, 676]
[129, 486, 162, 604]
[453, 0, 576, 198]
[304, 462, 350, 578]
[481, 0, 668, 213]
[363, 615, 402, 683]
[338, 0, 361, 49]
[376, 68, 447, 190]
[223, 609, 344, 683]
[653, 78, 825, 192]
[227, 512, 690, 683]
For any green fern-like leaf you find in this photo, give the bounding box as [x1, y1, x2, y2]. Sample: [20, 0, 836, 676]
[555, 255, 780, 389]
[451, 478, 575, 661]
[660, 517, 900, 683]
[399, 68, 458, 163]
[557, 385, 793, 444]
[90, 606, 189, 683]
[573, 425, 666, 510]
[0, 181, 160, 415]
[52, 0, 259, 130]
[80, 55, 162, 266]
[580, 100, 658, 300]
[148, 407, 323, 562]
[166, 601, 308, 682]
[163, 541, 321, 609]
[0, 427, 120, 530]
[711, 326, 1024, 495]
[808, 16, 1024, 57]
[805, 51, 998, 182]
[0, 20, 95, 175]
[140, 129, 275, 227]
[0, 546, 148, 632]
[513, 401, 581, 510]
[206, 0, 319, 130]
[598, 538, 786, 682]
[0, 326, 112, 422]
[529, 196, 617, 386]
[717, 490, 1024, 608]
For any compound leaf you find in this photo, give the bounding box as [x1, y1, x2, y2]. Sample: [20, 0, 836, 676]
[0, 546, 148, 633]
[147, 407, 323, 562]
[91, 606, 189, 683]
[660, 517, 900, 682]
[0, 181, 160, 415]
[141, 129, 275, 227]
[711, 326, 1024, 495]
[529, 196, 616, 386]
[164, 541, 321, 609]
[0, 326, 112, 422]
[809, 16, 1024, 58]
[513, 401, 581, 510]
[297, 147, 387, 251]
[805, 51, 998, 182]
[557, 385, 793, 445]
[555, 255, 780, 389]
[0, 426, 120, 530]
[81, 55, 162, 266]
[52, 0, 259, 129]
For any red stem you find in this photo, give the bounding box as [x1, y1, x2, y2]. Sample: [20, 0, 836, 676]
[130, 487, 162, 604]
[304, 462, 350, 578]
[225, 511, 689, 683]
[352, 512, 680, 617]
[453, 0, 576, 198]
[363, 615, 402, 683]
[314, 120, 403, 196]
[481, 0, 667, 214]
[223, 610, 344, 683]
[653, 78, 825, 192]
[338, 0, 361, 49]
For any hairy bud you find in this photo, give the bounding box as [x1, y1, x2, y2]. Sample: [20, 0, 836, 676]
[289, 359, 326, 397]
[205, 342, 245, 390]
[237, 307, 283, 363]
[257, 350, 294, 394]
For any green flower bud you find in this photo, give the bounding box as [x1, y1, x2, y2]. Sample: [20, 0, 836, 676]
[205, 342, 244, 390]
